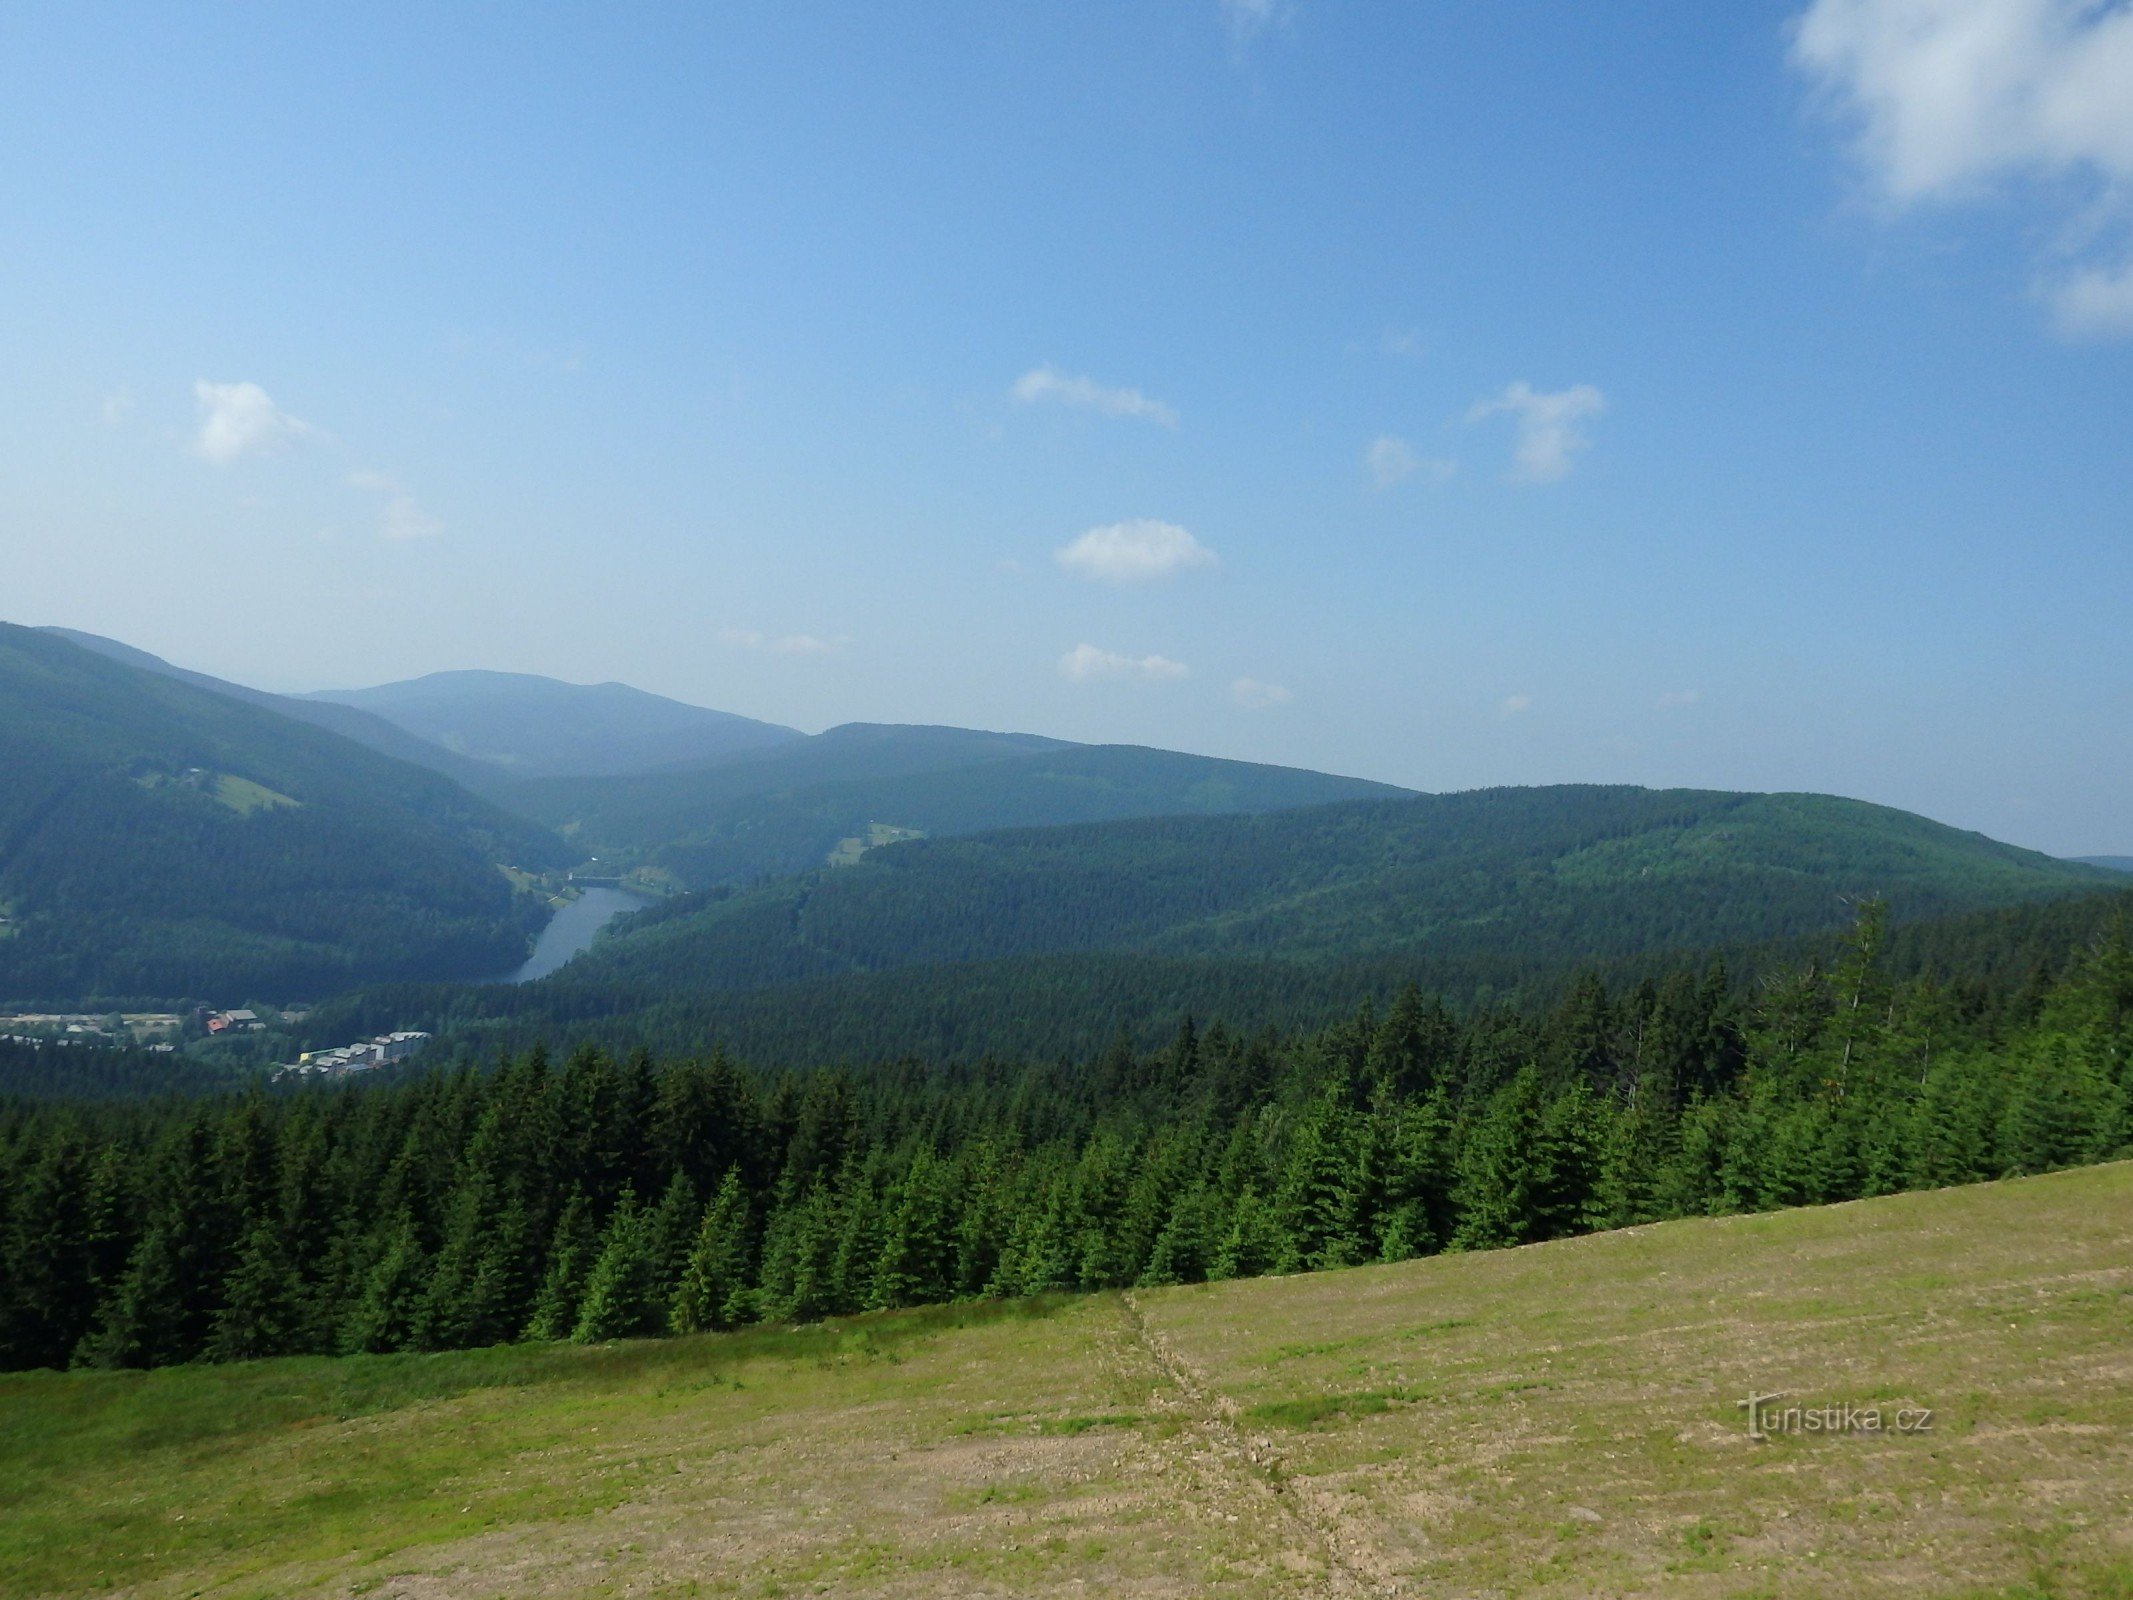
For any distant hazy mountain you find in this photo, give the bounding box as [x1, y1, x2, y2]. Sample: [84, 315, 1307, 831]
[2073, 856, 2133, 874]
[1, 626, 572, 1004]
[304, 670, 804, 779]
[43, 628, 510, 796]
[507, 723, 1413, 886]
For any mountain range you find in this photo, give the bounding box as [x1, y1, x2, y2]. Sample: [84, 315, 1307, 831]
[314, 780, 2117, 1063]
[9, 622, 2125, 1024]
[0, 625, 567, 1004]
[302, 670, 803, 780]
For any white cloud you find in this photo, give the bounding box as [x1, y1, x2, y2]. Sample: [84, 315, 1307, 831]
[1012, 365, 1178, 427]
[1381, 326, 1426, 358]
[379, 497, 443, 541]
[192, 379, 315, 464]
[1793, 0, 2133, 334]
[2053, 259, 2133, 334]
[1467, 381, 1606, 482]
[1221, 0, 1289, 50]
[1658, 688, 1703, 708]
[100, 388, 134, 426]
[1231, 677, 1294, 708]
[1499, 694, 1534, 717]
[720, 629, 843, 656]
[1058, 643, 1190, 682]
[1367, 435, 1418, 488]
[347, 469, 442, 541]
[1054, 519, 1218, 584]
[1365, 435, 1456, 489]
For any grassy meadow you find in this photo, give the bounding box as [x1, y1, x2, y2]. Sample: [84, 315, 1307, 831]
[3, 1162, 2128, 1599]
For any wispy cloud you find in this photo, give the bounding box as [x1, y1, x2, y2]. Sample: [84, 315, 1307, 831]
[347, 470, 442, 541]
[1220, 0, 1290, 52]
[1499, 693, 1534, 717]
[1059, 643, 1190, 682]
[719, 629, 843, 657]
[1367, 435, 1418, 488]
[1468, 381, 1606, 482]
[1012, 365, 1178, 427]
[193, 379, 315, 464]
[1232, 677, 1294, 708]
[1055, 519, 1218, 584]
[1381, 326, 1426, 358]
[1657, 688, 1702, 708]
[1793, 0, 2133, 335]
[100, 388, 135, 426]
[1366, 435, 1457, 489]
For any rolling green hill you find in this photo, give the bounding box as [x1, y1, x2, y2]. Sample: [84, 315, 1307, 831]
[304, 669, 804, 779]
[33, 640, 1415, 885]
[0, 624, 572, 1005]
[547, 783, 2112, 986]
[509, 723, 1414, 886]
[41, 627, 511, 796]
[302, 783, 2119, 1063]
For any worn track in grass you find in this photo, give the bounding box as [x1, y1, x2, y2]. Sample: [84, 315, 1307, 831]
[4, 1162, 2130, 1599]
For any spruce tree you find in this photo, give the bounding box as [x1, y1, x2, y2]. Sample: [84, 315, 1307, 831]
[205, 1216, 302, 1363]
[671, 1170, 755, 1334]
[1450, 1069, 1546, 1250]
[1209, 1185, 1279, 1281]
[870, 1151, 952, 1311]
[1139, 1184, 1218, 1286]
[524, 1190, 599, 1341]
[342, 1211, 430, 1355]
[642, 1169, 701, 1328]
[573, 1187, 661, 1342]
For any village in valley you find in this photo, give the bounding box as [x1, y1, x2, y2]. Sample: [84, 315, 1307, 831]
[276, 1030, 431, 1080]
[1, 1005, 431, 1080]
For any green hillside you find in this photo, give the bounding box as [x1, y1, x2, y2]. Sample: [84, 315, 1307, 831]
[41, 627, 511, 796]
[5, 870, 2128, 1592]
[292, 784, 2120, 1067]
[305, 880, 2133, 1068]
[304, 669, 803, 779]
[4, 1157, 2127, 1596]
[510, 724, 1413, 886]
[0, 625, 571, 1005]
[532, 783, 2112, 990]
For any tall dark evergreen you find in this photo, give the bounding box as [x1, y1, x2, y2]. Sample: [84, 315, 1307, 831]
[3, 896, 2130, 1374]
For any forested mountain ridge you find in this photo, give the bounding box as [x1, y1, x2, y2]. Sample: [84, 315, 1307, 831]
[304, 669, 804, 779]
[40, 638, 1409, 879]
[0, 625, 571, 1005]
[302, 884, 2133, 1069]
[42, 627, 509, 796]
[540, 784, 2113, 989]
[508, 726, 1414, 887]
[296, 785, 2120, 1066]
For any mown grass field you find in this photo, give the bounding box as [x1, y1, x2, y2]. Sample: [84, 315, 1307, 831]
[3, 1162, 2129, 1599]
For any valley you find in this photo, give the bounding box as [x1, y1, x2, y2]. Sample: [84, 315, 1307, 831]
[13, 15, 2133, 1598]
[494, 884, 657, 984]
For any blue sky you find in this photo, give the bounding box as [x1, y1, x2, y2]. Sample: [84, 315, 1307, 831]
[3, 1, 2128, 853]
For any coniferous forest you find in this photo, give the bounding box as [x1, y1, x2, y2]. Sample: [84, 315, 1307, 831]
[4, 902, 2127, 1374]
